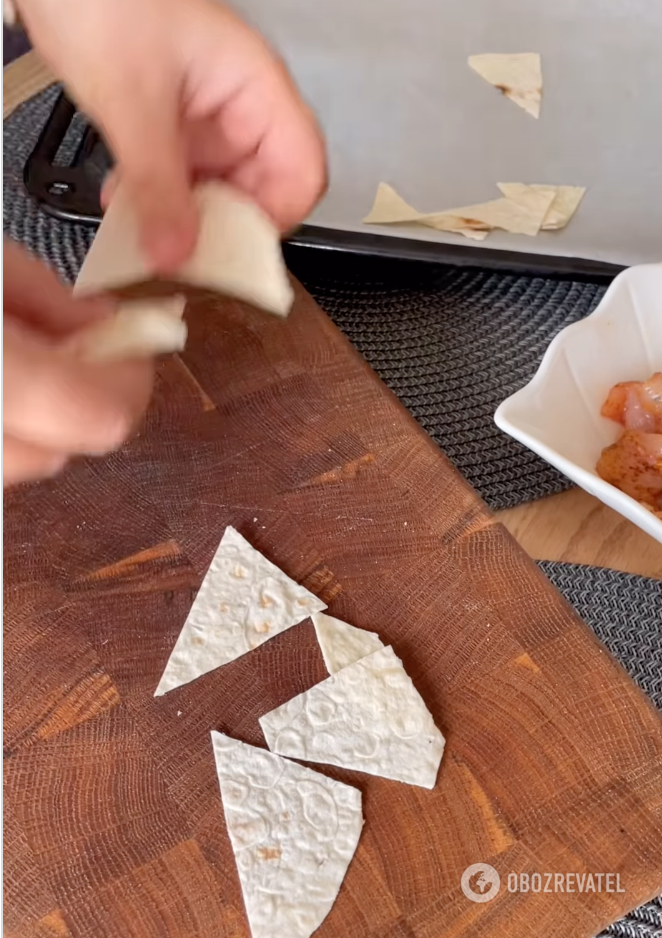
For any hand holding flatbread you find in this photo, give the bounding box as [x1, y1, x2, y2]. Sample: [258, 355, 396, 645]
[62, 296, 188, 363]
[75, 176, 293, 314]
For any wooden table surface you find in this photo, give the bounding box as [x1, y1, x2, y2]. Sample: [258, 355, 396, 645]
[3, 51, 660, 581]
[5, 283, 662, 938]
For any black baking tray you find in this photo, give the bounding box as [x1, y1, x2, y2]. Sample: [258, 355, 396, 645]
[24, 91, 623, 285]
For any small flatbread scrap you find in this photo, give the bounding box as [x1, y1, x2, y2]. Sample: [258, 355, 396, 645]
[422, 188, 554, 237]
[260, 645, 445, 789]
[63, 295, 187, 362]
[468, 53, 542, 118]
[155, 527, 326, 696]
[212, 732, 362, 938]
[497, 183, 586, 230]
[312, 612, 384, 675]
[362, 183, 489, 241]
[362, 182, 426, 225]
[74, 180, 294, 317]
[363, 182, 553, 237]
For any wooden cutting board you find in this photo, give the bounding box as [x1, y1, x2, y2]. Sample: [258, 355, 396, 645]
[4, 281, 662, 938]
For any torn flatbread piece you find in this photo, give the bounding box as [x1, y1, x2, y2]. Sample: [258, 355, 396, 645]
[468, 53, 542, 118]
[212, 732, 362, 938]
[497, 183, 586, 230]
[74, 180, 294, 317]
[454, 228, 490, 242]
[155, 527, 326, 696]
[362, 183, 489, 240]
[63, 295, 187, 362]
[260, 645, 445, 789]
[312, 612, 384, 675]
[423, 188, 555, 237]
[362, 182, 428, 225]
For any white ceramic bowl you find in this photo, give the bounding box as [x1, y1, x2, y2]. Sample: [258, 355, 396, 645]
[495, 263, 662, 544]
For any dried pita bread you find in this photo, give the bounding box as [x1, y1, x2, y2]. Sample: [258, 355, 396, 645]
[260, 645, 445, 789]
[362, 182, 430, 225]
[312, 612, 384, 675]
[454, 227, 490, 242]
[497, 183, 586, 230]
[211, 732, 362, 938]
[74, 181, 294, 317]
[363, 182, 553, 237]
[155, 527, 326, 696]
[63, 295, 187, 362]
[423, 189, 554, 237]
[362, 183, 489, 240]
[468, 53, 542, 118]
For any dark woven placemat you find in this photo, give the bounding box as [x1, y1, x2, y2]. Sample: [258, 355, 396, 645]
[539, 562, 662, 938]
[287, 247, 606, 509]
[540, 562, 662, 714]
[3, 85, 96, 282]
[4, 86, 609, 510]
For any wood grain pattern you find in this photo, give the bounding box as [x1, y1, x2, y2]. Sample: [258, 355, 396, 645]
[4, 283, 662, 938]
[498, 488, 662, 579]
[3, 51, 56, 118]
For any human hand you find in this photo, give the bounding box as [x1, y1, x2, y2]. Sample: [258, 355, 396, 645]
[17, 0, 326, 270]
[3, 240, 153, 487]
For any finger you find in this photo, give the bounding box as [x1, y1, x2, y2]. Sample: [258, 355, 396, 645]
[227, 107, 327, 231]
[3, 436, 68, 487]
[231, 70, 327, 231]
[3, 239, 115, 336]
[189, 67, 326, 231]
[3, 319, 154, 454]
[186, 112, 261, 180]
[94, 75, 198, 271]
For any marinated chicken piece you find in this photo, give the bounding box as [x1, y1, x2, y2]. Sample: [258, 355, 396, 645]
[596, 430, 662, 511]
[601, 372, 662, 432]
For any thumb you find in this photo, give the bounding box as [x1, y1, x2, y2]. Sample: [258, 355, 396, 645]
[98, 81, 198, 272]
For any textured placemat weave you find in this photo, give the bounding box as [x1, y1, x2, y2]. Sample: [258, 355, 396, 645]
[540, 562, 662, 715]
[3, 85, 96, 281]
[288, 248, 606, 509]
[4, 86, 610, 510]
[540, 562, 662, 938]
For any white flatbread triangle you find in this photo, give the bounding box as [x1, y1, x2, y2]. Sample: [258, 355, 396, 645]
[260, 645, 445, 789]
[468, 53, 542, 118]
[211, 732, 362, 938]
[155, 527, 326, 695]
[74, 180, 294, 317]
[312, 612, 384, 674]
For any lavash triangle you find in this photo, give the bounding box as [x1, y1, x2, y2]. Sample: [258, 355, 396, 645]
[155, 527, 326, 695]
[312, 612, 384, 674]
[260, 645, 445, 789]
[211, 732, 362, 938]
[468, 53, 542, 118]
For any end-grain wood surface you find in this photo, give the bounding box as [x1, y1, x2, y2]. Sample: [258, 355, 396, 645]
[4, 282, 662, 938]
